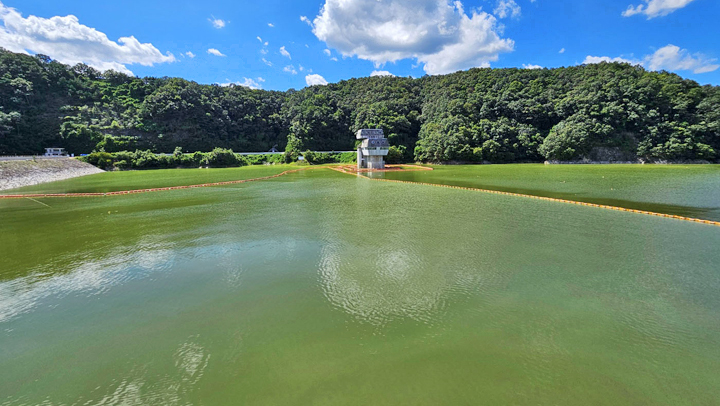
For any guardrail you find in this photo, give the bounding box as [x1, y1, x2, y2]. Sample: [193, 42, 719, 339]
[154, 151, 356, 157]
[1, 151, 357, 161]
[0, 156, 74, 161]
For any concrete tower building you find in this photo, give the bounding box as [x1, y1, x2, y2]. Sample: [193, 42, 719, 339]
[356, 129, 389, 170]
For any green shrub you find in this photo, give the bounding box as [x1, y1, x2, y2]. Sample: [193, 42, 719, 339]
[386, 145, 407, 164]
[81, 151, 114, 169]
[113, 160, 128, 170]
[334, 151, 356, 163]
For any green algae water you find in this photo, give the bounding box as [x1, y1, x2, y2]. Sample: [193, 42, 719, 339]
[1, 165, 295, 195]
[1, 168, 720, 405]
[374, 164, 720, 221]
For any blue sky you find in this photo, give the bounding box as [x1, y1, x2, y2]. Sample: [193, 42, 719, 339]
[1, 0, 718, 90]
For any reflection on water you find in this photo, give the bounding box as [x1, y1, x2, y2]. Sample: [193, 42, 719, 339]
[91, 336, 209, 406]
[319, 241, 446, 325]
[0, 240, 173, 323]
[175, 336, 211, 387]
[1, 171, 720, 405]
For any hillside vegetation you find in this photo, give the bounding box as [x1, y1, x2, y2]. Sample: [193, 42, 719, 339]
[1, 49, 718, 162]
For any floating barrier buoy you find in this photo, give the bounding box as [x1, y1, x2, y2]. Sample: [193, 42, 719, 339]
[328, 167, 720, 228]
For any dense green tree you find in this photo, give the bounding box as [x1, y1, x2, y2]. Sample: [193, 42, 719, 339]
[0, 48, 717, 163]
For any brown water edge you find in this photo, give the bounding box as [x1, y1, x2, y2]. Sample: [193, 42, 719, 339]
[334, 164, 433, 174]
[331, 167, 720, 228]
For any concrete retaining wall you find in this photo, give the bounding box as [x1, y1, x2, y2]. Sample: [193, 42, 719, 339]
[0, 159, 103, 191]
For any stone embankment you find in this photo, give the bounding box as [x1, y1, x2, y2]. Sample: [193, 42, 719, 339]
[0, 158, 103, 191]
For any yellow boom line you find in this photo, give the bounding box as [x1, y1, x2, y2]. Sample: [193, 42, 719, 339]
[330, 167, 720, 228]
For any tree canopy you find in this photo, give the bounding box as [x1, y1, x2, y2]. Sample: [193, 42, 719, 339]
[1, 48, 717, 162]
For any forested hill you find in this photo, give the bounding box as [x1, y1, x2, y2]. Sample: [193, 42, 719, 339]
[1, 48, 719, 162]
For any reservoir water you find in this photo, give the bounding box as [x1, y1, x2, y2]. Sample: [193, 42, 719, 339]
[1, 168, 719, 405]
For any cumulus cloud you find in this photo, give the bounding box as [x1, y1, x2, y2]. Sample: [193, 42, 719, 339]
[306, 74, 328, 86]
[207, 48, 226, 57]
[559, 48, 565, 54]
[494, 0, 521, 19]
[300, 16, 312, 26]
[268, 23, 274, 27]
[219, 77, 265, 89]
[0, 1, 174, 75]
[323, 49, 331, 56]
[644, 44, 719, 74]
[522, 64, 542, 69]
[283, 64, 297, 74]
[583, 55, 638, 65]
[185, 51, 196, 58]
[583, 44, 718, 74]
[280, 46, 291, 59]
[622, 0, 697, 18]
[310, 0, 514, 75]
[262, 58, 272, 66]
[209, 17, 226, 28]
[371, 70, 395, 76]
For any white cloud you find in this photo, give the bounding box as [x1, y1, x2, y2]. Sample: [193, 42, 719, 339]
[323, 48, 331, 56]
[262, 58, 272, 66]
[283, 64, 297, 74]
[257, 36, 263, 42]
[583, 44, 718, 74]
[306, 74, 328, 86]
[280, 46, 291, 59]
[622, 0, 697, 18]
[583, 55, 639, 65]
[260, 48, 268, 55]
[494, 0, 521, 19]
[371, 70, 395, 77]
[219, 77, 264, 89]
[299, 65, 305, 71]
[522, 64, 542, 69]
[185, 51, 196, 58]
[644, 44, 719, 74]
[300, 16, 313, 26]
[268, 23, 274, 27]
[311, 0, 514, 75]
[330, 57, 338, 61]
[559, 48, 565, 54]
[0, 1, 174, 75]
[209, 17, 226, 29]
[207, 48, 226, 57]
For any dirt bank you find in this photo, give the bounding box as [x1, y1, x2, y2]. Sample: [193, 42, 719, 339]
[0, 159, 103, 191]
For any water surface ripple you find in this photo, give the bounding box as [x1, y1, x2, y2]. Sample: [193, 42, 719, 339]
[1, 169, 719, 405]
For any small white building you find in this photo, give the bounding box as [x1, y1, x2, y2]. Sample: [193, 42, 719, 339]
[356, 129, 389, 170]
[44, 148, 67, 157]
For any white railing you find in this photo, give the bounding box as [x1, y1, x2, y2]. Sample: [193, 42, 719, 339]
[1, 151, 357, 161]
[0, 156, 73, 161]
